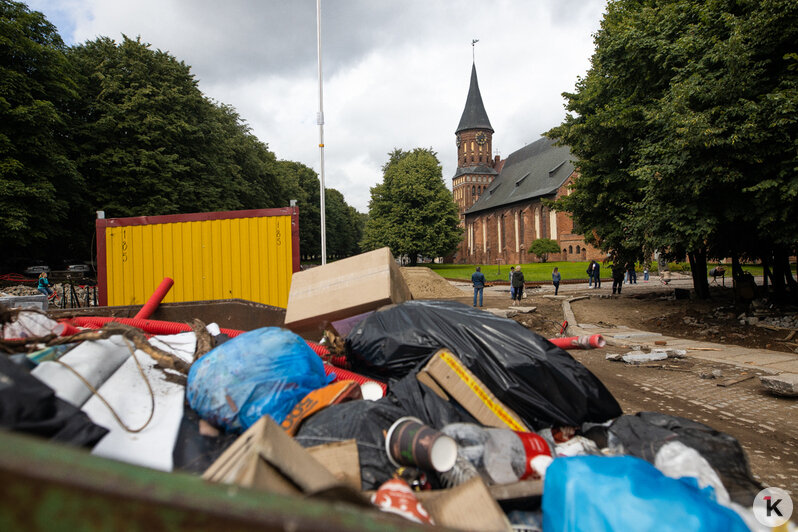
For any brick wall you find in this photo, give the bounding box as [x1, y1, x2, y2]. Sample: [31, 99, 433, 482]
[455, 173, 603, 264]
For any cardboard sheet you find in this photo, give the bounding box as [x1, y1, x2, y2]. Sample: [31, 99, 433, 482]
[417, 348, 530, 432]
[284, 247, 412, 335]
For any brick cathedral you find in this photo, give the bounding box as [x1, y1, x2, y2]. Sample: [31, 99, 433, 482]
[451, 62, 603, 264]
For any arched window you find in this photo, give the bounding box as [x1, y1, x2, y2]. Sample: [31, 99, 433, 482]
[472, 185, 475, 196]
[576, 245, 581, 253]
[568, 245, 573, 253]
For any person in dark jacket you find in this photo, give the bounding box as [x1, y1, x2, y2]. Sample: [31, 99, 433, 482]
[471, 266, 486, 307]
[591, 261, 601, 288]
[552, 267, 561, 295]
[511, 266, 525, 306]
[626, 262, 637, 284]
[612, 263, 625, 294]
[509, 266, 516, 300]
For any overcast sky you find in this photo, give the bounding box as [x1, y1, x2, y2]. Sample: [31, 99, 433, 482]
[25, 0, 607, 213]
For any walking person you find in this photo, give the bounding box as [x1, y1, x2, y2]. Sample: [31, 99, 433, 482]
[509, 266, 516, 300]
[552, 267, 561, 296]
[593, 261, 601, 288]
[643, 267, 650, 282]
[472, 266, 486, 307]
[612, 262, 625, 295]
[586, 260, 595, 288]
[511, 266, 525, 306]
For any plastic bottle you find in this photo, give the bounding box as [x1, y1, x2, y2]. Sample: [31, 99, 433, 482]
[441, 423, 554, 485]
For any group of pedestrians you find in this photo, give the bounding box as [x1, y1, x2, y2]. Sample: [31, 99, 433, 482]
[471, 260, 648, 305]
[471, 264, 527, 307]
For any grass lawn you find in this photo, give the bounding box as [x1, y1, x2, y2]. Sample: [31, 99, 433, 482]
[428, 262, 592, 282]
[426, 261, 787, 282]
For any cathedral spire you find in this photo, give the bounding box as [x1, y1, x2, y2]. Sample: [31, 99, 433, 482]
[456, 62, 493, 134]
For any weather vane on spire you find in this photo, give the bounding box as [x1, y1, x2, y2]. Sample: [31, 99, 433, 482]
[472, 39, 479, 61]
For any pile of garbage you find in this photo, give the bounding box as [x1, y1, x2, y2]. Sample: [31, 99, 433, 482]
[0, 250, 773, 531]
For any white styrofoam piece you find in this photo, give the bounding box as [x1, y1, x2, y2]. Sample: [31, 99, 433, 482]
[149, 331, 197, 364]
[31, 336, 130, 407]
[84, 348, 185, 472]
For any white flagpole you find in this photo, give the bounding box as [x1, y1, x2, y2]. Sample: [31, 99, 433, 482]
[317, 0, 327, 264]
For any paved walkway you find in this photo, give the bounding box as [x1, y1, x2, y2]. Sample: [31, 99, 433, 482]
[561, 296, 798, 376]
[453, 273, 798, 376]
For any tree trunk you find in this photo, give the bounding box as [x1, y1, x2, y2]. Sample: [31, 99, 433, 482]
[771, 248, 787, 302]
[688, 249, 710, 299]
[776, 248, 798, 303]
[731, 253, 743, 279]
[762, 253, 772, 295]
[408, 253, 418, 267]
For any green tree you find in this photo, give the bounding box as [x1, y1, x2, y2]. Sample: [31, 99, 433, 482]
[549, 0, 798, 300]
[0, 0, 83, 260]
[68, 36, 288, 221]
[274, 159, 365, 262]
[275, 160, 320, 260]
[361, 148, 461, 266]
[528, 238, 560, 263]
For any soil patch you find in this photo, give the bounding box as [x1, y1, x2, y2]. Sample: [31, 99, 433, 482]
[400, 267, 470, 299]
[571, 289, 798, 354]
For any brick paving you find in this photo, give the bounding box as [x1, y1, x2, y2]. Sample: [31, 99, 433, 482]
[608, 359, 798, 495]
[452, 274, 798, 497]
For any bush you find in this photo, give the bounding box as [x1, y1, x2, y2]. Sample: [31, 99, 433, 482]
[528, 238, 561, 263]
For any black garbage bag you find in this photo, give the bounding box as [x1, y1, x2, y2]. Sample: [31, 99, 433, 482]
[294, 399, 407, 490]
[0, 355, 108, 448]
[293, 372, 476, 491]
[345, 300, 621, 429]
[172, 400, 239, 473]
[608, 412, 762, 506]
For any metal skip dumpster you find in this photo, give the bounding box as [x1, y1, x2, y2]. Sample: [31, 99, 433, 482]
[96, 207, 299, 309]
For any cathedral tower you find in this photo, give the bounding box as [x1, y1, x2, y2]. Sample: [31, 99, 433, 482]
[452, 63, 498, 220]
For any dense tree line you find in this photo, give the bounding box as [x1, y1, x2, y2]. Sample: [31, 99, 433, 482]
[361, 148, 461, 266]
[549, 0, 798, 301]
[0, 0, 361, 269]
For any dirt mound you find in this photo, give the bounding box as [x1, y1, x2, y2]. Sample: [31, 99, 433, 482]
[400, 267, 465, 299]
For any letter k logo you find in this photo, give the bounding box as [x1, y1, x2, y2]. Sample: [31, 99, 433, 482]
[764, 496, 783, 517]
[754, 488, 792, 527]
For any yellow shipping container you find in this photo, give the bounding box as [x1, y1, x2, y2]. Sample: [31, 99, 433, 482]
[96, 208, 299, 308]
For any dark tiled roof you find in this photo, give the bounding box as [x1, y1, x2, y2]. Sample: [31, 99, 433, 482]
[453, 165, 499, 178]
[456, 63, 493, 134]
[465, 137, 574, 215]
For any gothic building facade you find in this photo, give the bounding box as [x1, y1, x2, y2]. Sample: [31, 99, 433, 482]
[451, 63, 604, 264]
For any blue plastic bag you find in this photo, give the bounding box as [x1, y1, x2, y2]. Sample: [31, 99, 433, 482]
[186, 327, 329, 432]
[542, 455, 749, 532]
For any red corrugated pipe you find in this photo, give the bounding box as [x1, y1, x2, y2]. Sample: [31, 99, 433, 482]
[63, 316, 319, 350]
[134, 277, 174, 320]
[57, 322, 81, 336]
[69, 316, 191, 335]
[548, 334, 606, 350]
[323, 363, 387, 395]
[307, 341, 330, 357]
[329, 355, 349, 368]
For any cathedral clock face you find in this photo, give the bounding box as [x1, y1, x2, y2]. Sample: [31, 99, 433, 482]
[476, 132, 487, 145]
[456, 134, 461, 147]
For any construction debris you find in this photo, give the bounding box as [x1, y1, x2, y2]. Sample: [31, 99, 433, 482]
[0, 248, 770, 531]
[759, 373, 798, 397]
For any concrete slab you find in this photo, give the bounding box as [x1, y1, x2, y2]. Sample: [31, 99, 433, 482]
[716, 352, 796, 365]
[760, 360, 798, 373]
[611, 332, 664, 339]
[564, 298, 798, 375]
[759, 374, 798, 397]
